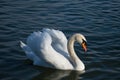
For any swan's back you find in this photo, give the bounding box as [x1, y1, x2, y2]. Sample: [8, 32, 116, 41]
[27, 31, 52, 54]
[43, 29, 68, 53]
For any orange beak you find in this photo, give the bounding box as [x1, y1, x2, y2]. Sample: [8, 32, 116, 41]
[82, 42, 87, 52]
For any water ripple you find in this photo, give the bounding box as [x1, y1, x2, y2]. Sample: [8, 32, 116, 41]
[0, 0, 120, 80]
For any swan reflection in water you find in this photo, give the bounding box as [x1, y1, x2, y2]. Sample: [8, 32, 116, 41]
[32, 66, 85, 80]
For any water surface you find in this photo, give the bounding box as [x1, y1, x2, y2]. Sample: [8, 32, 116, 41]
[0, 0, 120, 80]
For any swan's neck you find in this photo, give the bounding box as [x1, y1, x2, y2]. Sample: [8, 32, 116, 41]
[67, 34, 85, 70]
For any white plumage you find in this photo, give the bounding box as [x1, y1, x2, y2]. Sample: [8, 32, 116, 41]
[20, 28, 87, 71]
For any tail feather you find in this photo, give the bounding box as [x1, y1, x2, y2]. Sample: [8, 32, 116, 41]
[20, 41, 34, 60]
[20, 41, 47, 66]
[20, 41, 26, 48]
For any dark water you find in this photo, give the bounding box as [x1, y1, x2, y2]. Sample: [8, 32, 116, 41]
[0, 0, 120, 80]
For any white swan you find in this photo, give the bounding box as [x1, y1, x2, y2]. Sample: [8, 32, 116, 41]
[20, 28, 87, 71]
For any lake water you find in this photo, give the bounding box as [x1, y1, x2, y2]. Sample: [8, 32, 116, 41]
[0, 0, 120, 80]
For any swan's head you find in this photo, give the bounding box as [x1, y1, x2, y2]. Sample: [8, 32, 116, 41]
[75, 34, 87, 52]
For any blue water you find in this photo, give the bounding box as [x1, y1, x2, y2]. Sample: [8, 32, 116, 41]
[0, 0, 120, 80]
